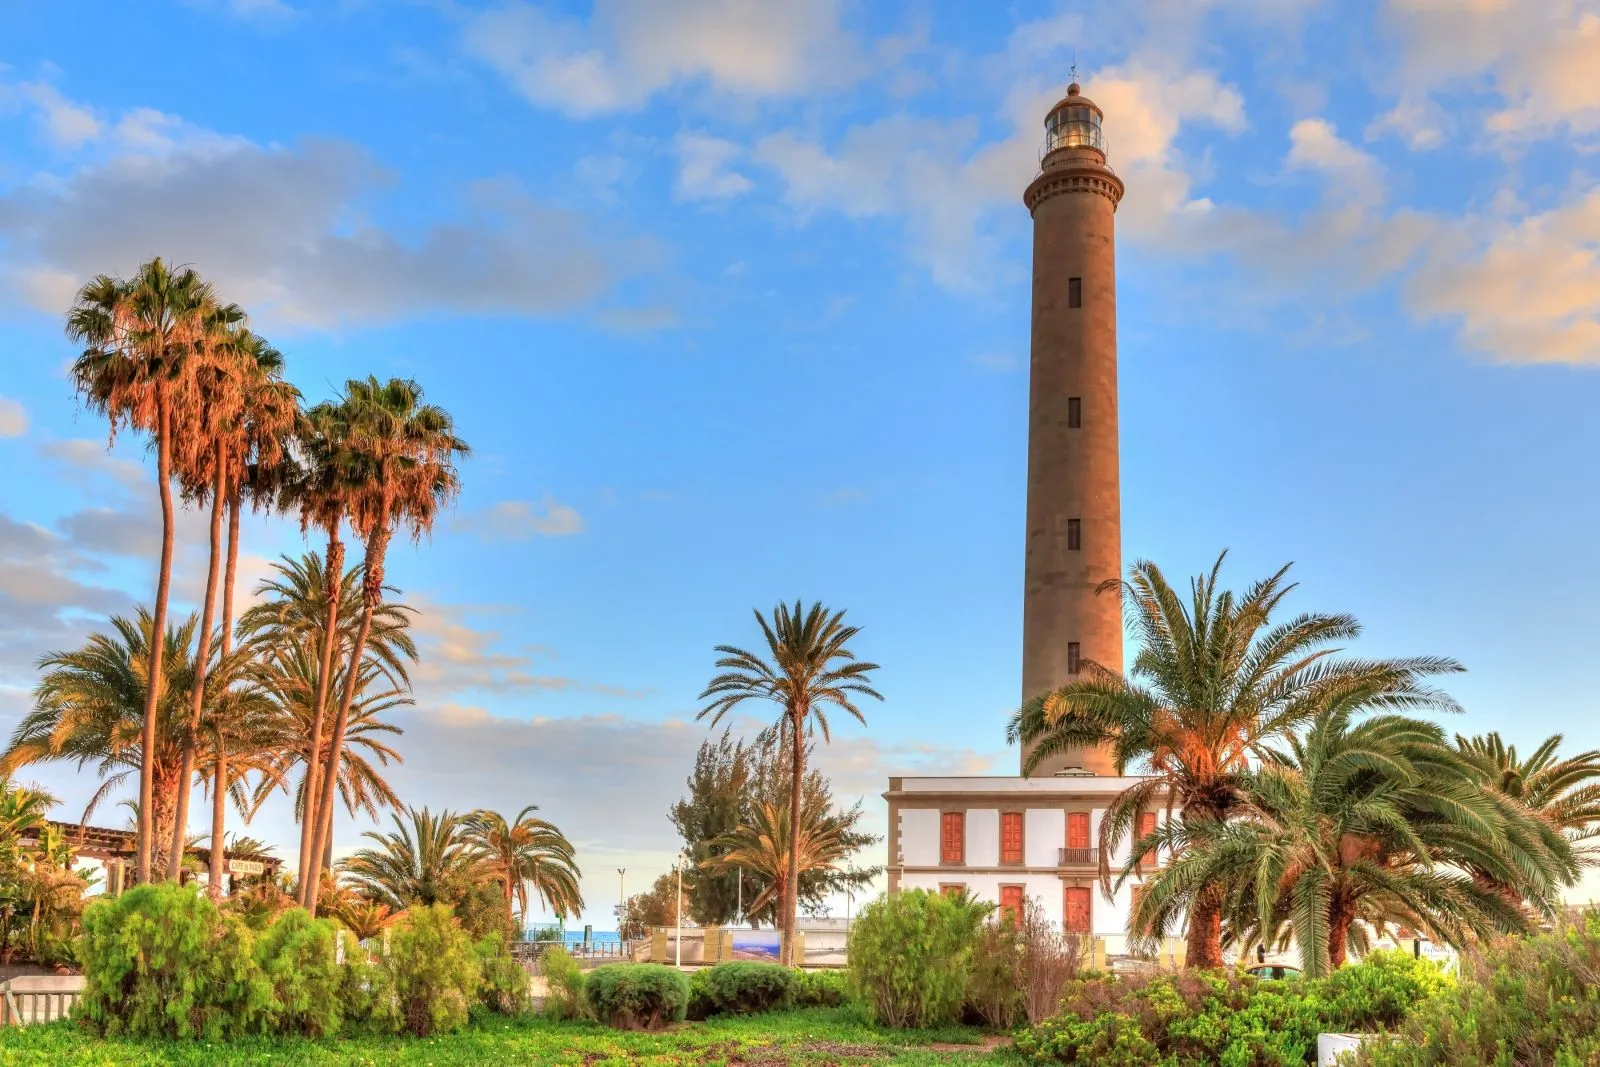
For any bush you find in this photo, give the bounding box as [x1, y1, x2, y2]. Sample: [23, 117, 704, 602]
[966, 911, 1026, 1029]
[686, 966, 716, 1021]
[78, 882, 272, 1040]
[848, 889, 989, 1029]
[1356, 914, 1600, 1066]
[336, 929, 381, 1026]
[474, 933, 531, 1015]
[792, 967, 849, 1009]
[584, 963, 691, 1030]
[373, 903, 481, 1037]
[540, 944, 588, 1021]
[700, 961, 796, 1016]
[1015, 951, 1452, 1065]
[254, 908, 343, 1037]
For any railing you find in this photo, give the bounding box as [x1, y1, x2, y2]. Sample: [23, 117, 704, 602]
[512, 939, 634, 963]
[1058, 847, 1099, 867]
[0, 977, 85, 1027]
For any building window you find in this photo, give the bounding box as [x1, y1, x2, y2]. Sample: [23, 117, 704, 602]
[1064, 886, 1092, 934]
[939, 883, 966, 899]
[1139, 811, 1158, 840]
[1067, 397, 1081, 428]
[1067, 642, 1080, 674]
[1001, 812, 1025, 864]
[1000, 885, 1025, 926]
[1068, 277, 1082, 308]
[1067, 519, 1081, 551]
[941, 811, 965, 865]
[1067, 812, 1091, 851]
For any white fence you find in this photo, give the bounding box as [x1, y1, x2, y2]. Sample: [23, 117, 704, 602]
[0, 976, 86, 1027]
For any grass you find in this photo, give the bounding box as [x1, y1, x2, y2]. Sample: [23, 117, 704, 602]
[0, 1007, 1021, 1066]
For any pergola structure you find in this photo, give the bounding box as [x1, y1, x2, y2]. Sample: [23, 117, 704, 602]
[21, 821, 283, 895]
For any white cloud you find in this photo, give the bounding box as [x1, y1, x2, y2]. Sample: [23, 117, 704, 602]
[15, 82, 101, 148]
[452, 497, 585, 541]
[673, 133, 753, 201]
[0, 397, 27, 438]
[462, 0, 862, 118]
[1286, 119, 1384, 204]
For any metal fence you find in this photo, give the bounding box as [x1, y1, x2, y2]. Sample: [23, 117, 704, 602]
[511, 938, 634, 963]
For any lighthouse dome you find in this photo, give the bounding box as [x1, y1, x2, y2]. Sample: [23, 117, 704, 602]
[1043, 82, 1105, 155]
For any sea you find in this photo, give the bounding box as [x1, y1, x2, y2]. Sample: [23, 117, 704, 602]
[522, 928, 623, 946]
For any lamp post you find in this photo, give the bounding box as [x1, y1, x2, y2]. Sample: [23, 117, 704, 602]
[674, 853, 685, 969]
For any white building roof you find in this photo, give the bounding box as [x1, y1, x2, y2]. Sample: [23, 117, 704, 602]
[887, 775, 1157, 797]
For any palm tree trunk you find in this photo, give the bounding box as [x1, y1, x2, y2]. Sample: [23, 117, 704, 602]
[208, 488, 242, 900]
[169, 445, 227, 879]
[1185, 887, 1225, 970]
[298, 532, 344, 908]
[1327, 904, 1353, 971]
[138, 394, 176, 885]
[307, 525, 387, 915]
[785, 701, 804, 967]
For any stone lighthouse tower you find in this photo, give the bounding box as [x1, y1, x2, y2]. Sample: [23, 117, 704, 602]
[1020, 82, 1124, 777]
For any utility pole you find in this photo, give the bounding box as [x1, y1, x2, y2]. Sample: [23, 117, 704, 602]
[674, 854, 684, 969]
[736, 866, 742, 926]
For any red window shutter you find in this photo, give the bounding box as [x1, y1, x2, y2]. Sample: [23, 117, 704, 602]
[1001, 813, 1024, 863]
[1067, 812, 1090, 850]
[1064, 887, 1092, 934]
[1139, 812, 1157, 839]
[941, 812, 965, 865]
[940, 884, 964, 899]
[1000, 885, 1024, 925]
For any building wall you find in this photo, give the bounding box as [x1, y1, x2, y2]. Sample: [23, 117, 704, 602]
[897, 870, 1140, 939]
[966, 808, 1000, 867]
[900, 808, 940, 868]
[1025, 808, 1065, 867]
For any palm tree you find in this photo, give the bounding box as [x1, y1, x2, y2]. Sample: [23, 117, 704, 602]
[238, 551, 415, 895]
[304, 378, 469, 913]
[339, 806, 486, 910]
[195, 662, 294, 899]
[1141, 709, 1563, 976]
[701, 794, 854, 926]
[3, 611, 214, 874]
[463, 807, 584, 930]
[699, 601, 881, 965]
[66, 258, 217, 882]
[1457, 732, 1600, 863]
[1008, 554, 1464, 968]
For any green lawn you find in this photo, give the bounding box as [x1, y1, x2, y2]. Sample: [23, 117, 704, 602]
[0, 1008, 1020, 1066]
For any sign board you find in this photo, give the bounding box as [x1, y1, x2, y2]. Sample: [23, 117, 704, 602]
[227, 859, 266, 876]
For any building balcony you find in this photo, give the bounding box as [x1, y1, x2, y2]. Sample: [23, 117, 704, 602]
[1058, 847, 1098, 867]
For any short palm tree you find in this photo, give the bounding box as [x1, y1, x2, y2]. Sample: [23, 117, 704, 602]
[1008, 554, 1463, 968]
[4, 610, 211, 875]
[1146, 709, 1560, 976]
[464, 807, 584, 929]
[339, 806, 486, 910]
[701, 794, 853, 925]
[66, 258, 217, 882]
[699, 601, 881, 965]
[306, 378, 468, 912]
[1457, 732, 1600, 863]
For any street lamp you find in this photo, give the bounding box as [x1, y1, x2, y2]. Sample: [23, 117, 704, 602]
[674, 852, 687, 969]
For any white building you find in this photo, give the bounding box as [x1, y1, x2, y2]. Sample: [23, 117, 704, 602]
[885, 775, 1173, 947]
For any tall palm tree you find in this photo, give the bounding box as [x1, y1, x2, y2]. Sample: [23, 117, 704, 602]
[339, 806, 486, 910]
[166, 297, 249, 877]
[1142, 709, 1563, 976]
[4, 611, 209, 873]
[304, 378, 469, 913]
[463, 807, 584, 930]
[1008, 554, 1463, 968]
[701, 793, 854, 926]
[238, 551, 415, 896]
[698, 602, 881, 965]
[66, 258, 217, 882]
[202, 331, 300, 892]
[1456, 732, 1600, 863]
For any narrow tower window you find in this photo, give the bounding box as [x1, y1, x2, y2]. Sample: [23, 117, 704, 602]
[1067, 397, 1081, 428]
[1067, 642, 1081, 674]
[1068, 277, 1082, 308]
[1067, 519, 1081, 550]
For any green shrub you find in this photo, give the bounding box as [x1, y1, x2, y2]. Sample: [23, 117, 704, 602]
[686, 966, 716, 1022]
[78, 882, 272, 1040]
[474, 933, 530, 1015]
[699, 961, 796, 1016]
[584, 963, 691, 1030]
[373, 903, 481, 1037]
[1356, 914, 1600, 1066]
[847, 889, 989, 1029]
[1015, 952, 1452, 1065]
[540, 944, 588, 1021]
[254, 908, 343, 1037]
[792, 967, 849, 1008]
[336, 929, 381, 1027]
[966, 912, 1026, 1028]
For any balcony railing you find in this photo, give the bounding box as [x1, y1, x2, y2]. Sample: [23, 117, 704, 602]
[1058, 847, 1098, 867]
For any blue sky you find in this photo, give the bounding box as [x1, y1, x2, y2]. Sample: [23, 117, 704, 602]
[2, 0, 1600, 921]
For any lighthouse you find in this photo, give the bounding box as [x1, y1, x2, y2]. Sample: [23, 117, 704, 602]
[1020, 83, 1125, 777]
